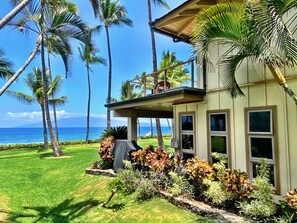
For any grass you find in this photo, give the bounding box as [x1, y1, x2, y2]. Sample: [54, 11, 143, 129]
[0, 140, 217, 223]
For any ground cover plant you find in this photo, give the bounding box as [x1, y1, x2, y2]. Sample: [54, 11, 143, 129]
[0, 141, 217, 223]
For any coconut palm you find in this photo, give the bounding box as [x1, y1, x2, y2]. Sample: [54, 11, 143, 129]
[6, 67, 67, 150]
[7, 0, 87, 156]
[0, 0, 85, 96]
[0, 0, 32, 29]
[192, 0, 297, 104]
[94, 0, 133, 128]
[158, 50, 190, 87]
[0, 50, 14, 80]
[147, 0, 169, 148]
[78, 27, 106, 143]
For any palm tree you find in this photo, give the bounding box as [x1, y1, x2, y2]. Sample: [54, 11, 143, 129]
[0, 0, 32, 29]
[9, 0, 87, 156]
[78, 27, 106, 143]
[192, 0, 297, 104]
[147, 0, 169, 148]
[0, 0, 86, 96]
[159, 50, 190, 87]
[6, 67, 67, 150]
[0, 50, 14, 80]
[95, 0, 133, 128]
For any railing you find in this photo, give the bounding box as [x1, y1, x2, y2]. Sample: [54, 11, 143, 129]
[126, 58, 197, 99]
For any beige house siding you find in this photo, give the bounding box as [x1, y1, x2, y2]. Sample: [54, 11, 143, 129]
[174, 45, 297, 196]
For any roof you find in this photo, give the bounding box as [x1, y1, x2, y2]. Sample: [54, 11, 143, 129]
[105, 87, 205, 118]
[152, 0, 221, 43]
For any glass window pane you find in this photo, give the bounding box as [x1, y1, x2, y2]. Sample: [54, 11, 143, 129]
[182, 153, 194, 161]
[249, 111, 271, 132]
[251, 162, 275, 186]
[211, 136, 227, 154]
[250, 137, 273, 159]
[181, 115, 193, 131]
[182, 134, 194, 150]
[210, 114, 226, 131]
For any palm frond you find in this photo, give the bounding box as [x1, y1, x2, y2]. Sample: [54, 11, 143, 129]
[5, 90, 35, 104]
[49, 96, 68, 106]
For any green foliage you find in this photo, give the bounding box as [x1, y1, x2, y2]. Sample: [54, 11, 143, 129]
[98, 136, 115, 169]
[240, 159, 276, 218]
[203, 179, 232, 205]
[185, 158, 216, 193]
[0, 139, 99, 151]
[100, 126, 127, 141]
[167, 172, 193, 197]
[131, 145, 174, 173]
[135, 177, 156, 202]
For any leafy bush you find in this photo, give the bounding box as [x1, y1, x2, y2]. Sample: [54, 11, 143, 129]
[203, 179, 232, 205]
[150, 171, 171, 191]
[284, 188, 297, 210]
[98, 136, 115, 169]
[0, 139, 100, 151]
[135, 177, 156, 201]
[100, 126, 127, 141]
[167, 172, 193, 197]
[185, 158, 216, 193]
[131, 146, 174, 173]
[240, 159, 276, 218]
[223, 169, 253, 201]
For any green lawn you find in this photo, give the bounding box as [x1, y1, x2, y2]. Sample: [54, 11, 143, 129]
[0, 141, 217, 223]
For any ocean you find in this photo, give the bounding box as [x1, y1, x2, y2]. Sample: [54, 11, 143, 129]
[0, 127, 172, 145]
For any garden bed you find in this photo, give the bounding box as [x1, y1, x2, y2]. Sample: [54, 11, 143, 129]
[86, 167, 247, 223]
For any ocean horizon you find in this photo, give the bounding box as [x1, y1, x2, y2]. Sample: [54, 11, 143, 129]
[0, 126, 172, 145]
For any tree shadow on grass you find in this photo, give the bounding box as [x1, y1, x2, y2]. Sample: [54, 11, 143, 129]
[9, 198, 100, 223]
[103, 202, 126, 212]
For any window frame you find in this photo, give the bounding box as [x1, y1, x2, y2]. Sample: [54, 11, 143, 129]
[245, 106, 279, 194]
[179, 112, 195, 156]
[207, 110, 231, 167]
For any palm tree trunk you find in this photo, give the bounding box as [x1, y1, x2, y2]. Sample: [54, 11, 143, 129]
[41, 104, 48, 150]
[150, 118, 153, 137]
[40, 0, 63, 157]
[0, 35, 41, 96]
[268, 65, 297, 105]
[167, 118, 172, 136]
[86, 67, 91, 143]
[47, 53, 59, 141]
[147, 0, 164, 148]
[0, 0, 32, 29]
[105, 25, 112, 128]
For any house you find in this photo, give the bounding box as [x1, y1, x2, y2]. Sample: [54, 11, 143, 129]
[105, 0, 297, 197]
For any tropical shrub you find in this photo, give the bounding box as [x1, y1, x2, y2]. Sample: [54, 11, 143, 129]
[185, 158, 216, 193]
[104, 161, 141, 206]
[167, 172, 193, 197]
[100, 126, 127, 141]
[150, 171, 171, 191]
[98, 136, 115, 169]
[131, 146, 174, 173]
[240, 159, 276, 218]
[284, 188, 297, 211]
[203, 179, 232, 205]
[135, 177, 156, 201]
[223, 169, 253, 201]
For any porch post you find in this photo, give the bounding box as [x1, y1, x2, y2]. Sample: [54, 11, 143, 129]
[127, 111, 137, 141]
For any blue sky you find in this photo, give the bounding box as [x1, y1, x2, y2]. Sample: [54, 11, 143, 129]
[0, 0, 192, 127]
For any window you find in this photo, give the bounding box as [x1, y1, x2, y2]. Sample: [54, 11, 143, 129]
[208, 111, 230, 167]
[180, 113, 195, 159]
[246, 107, 278, 190]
